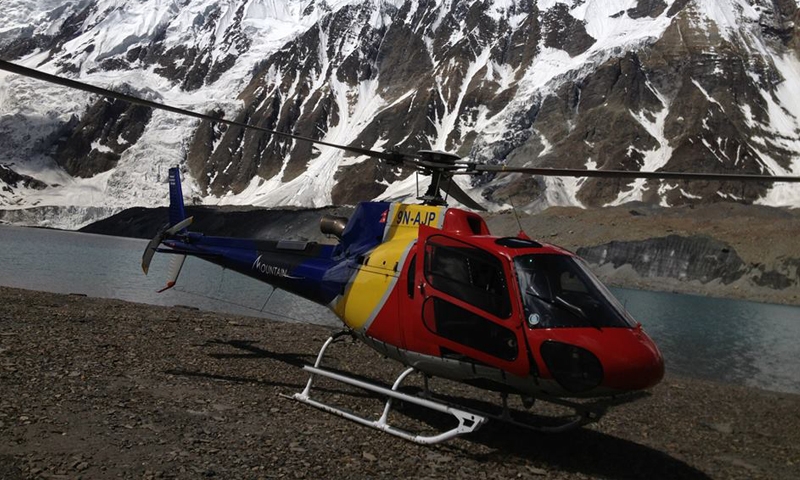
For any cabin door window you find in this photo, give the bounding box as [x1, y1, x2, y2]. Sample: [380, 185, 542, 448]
[418, 234, 523, 367]
[424, 235, 511, 318]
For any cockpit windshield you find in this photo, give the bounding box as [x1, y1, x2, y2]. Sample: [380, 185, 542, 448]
[514, 254, 636, 329]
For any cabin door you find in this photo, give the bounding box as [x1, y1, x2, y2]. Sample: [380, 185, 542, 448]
[409, 226, 528, 377]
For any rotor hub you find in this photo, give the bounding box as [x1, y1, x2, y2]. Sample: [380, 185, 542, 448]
[415, 151, 462, 206]
[417, 150, 461, 167]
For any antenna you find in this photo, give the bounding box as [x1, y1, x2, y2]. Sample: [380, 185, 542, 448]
[509, 199, 529, 239]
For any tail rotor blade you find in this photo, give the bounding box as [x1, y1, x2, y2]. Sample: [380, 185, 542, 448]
[141, 231, 164, 275]
[142, 217, 193, 275]
[157, 254, 187, 292]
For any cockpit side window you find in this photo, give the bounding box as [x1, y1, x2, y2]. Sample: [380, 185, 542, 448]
[424, 235, 511, 319]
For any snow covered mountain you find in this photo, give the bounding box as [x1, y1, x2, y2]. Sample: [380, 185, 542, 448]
[1, 0, 799, 228]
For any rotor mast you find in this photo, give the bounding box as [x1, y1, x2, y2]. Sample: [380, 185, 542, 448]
[417, 150, 461, 207]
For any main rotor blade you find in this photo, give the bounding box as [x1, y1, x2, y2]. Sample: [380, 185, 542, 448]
[0, 59, 409, 163]
[469, 165, 800, 183]
[7, 60, 797, 187]
[443, 176, 487, 211]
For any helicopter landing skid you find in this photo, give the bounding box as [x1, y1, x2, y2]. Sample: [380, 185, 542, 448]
[282, 333, 486, 445]
[489, 392, 603, 433]
[480, 387, 649, 435]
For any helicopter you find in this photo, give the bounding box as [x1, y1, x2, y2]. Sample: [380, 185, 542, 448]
[3, 59, 800, 444]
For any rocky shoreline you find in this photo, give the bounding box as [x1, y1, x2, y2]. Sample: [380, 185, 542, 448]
[1, 286, 799, 479]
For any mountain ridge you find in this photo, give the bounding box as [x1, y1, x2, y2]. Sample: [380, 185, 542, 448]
[1, 0, 799, 229]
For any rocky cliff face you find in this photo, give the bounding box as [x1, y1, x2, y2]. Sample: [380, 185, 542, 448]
[0, 164, 46, 192]
[578, 235, 748, 285]
[1, 0, 799, 229]
[54, 96, 152, 177]
[577, 234, 800, 302]
[493, 0, 800, 207]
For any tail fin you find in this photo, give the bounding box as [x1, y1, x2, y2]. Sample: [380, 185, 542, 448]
[141, 168, 192, 276]
[168, 167, 187, 227]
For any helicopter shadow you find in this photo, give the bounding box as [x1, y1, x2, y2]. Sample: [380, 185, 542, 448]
[392, 396, 710, 480]
[167, 338, 709, 479]
[467, 422, 710, 480]
[203, 338, 312, 367]
[165, 338, 381, 400]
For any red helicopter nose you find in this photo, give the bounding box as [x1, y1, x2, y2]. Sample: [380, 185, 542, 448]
[599, 325, 665, 391]
[537, 325, 664, 395]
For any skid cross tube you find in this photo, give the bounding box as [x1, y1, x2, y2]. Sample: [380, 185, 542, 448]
[284, 334, 486, 444]
[493, 392, 600, 433]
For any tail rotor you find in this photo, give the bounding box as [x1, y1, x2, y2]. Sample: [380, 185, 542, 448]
[141, 168, 193, 275]
[141, 215, 193, 274]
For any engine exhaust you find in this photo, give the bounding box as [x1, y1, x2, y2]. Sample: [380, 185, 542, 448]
[320, 215, 349, 240]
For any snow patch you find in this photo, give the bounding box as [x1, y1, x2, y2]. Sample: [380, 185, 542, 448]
[692, 79, 725, 113]
[608, 84, 673, 206]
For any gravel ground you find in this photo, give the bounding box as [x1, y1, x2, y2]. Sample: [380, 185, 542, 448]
[1, 287, 799, 479]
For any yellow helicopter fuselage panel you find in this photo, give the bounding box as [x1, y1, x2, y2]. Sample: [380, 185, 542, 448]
[332, 203, 445, 332]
